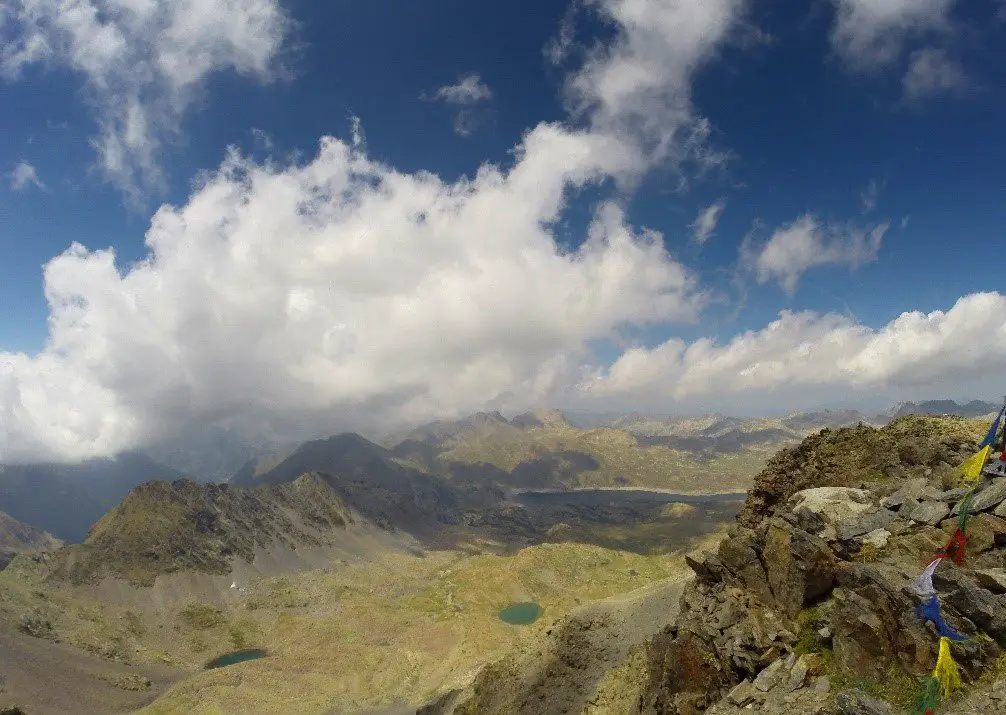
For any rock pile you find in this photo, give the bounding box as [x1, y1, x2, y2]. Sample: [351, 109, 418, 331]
[643, 418, 1006, 715]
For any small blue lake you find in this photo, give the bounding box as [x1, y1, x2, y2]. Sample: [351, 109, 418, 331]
[499, 602, 542, 625]
[205, 648, 268, 669]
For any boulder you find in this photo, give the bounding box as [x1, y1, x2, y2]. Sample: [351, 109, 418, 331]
[974, 569, 1006, 595]
[835, 564, 938, 676]
[753, 657, 789, 692]
[940, 514, 997, 556]
[686, 550, 725, 585]
[936, 487, 969, 503]
[908, 500, 949, 526]
[789, 488, 872, 523]
[782, 654, 816, 692]
[836, 509, 897, 541]
[880, 478, 940, 509]
[718, 530, 774, 605]
[953, 479, 1006, 515]
[726, 680, 757, 706]
[835, 689, 891, 715]
[861, 529, 890, 548]
[980, 512, 1006, 545]
[942, 581, 1006, 644]
[762, 520, 838, 618]
[831, 590, 891, 678]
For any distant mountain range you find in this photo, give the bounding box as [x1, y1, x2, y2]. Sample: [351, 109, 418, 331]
[884, 399, 1000, 420]
[0, 509, 61, 569]
[0, 399, 998, 548]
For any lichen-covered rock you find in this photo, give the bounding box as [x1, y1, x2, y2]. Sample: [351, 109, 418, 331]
[834, 689, 891, 715]
[640, 416, 1006, 715]
[762, 520, 837, 618]
[908, 500, 949, 526]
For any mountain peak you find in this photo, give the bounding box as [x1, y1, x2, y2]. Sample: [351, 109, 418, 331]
[52, 476, 354, 587]
[0, 510, 61, 569]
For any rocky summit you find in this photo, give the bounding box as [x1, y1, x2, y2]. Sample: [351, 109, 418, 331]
[48, 473, 357, 587]
[641, 415, 1006, 715]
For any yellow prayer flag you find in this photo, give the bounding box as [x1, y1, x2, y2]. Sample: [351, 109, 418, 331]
[932, 636, 962, 700]
[956, 445, 991, 485]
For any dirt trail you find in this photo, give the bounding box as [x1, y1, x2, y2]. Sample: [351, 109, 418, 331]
[0, 628, 183, 714]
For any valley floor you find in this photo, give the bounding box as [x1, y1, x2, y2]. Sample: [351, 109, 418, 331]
[136, 538, 704, 714]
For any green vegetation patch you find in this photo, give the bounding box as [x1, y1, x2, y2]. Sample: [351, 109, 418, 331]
[178, 603, 226, 630]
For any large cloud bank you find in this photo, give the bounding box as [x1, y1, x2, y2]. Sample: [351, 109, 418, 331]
[1, 0, 1001, 464]
[583, 292, 1006, 401]
[0, 0, 742, 462]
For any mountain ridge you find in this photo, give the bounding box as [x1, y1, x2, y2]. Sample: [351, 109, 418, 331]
[49, 473, 366, 587]
[0, 510, 61, 570]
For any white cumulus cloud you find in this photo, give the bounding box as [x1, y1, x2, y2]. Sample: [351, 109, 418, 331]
[745, 214, 889, 294]
[565, 0, 744, 169]
[830, 0, 955, 70]
[0, 0, 750, 463]
[9, 161, 46, 191]
[691, 199, 726, 244]
[0, 0, 291, 199]
[431, 73, 493, 104]
[902, 47, 968, 99]
[0, 128, 703, 463]
[582, 292, 1006, 401]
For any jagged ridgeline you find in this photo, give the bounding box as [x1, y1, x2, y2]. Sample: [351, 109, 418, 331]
[49, 473, 355, 587]
[640, 414, 1006, 714]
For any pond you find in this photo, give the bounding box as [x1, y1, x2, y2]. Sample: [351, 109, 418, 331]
[499, 602, 542, 625]
[204, 648, 269, 669]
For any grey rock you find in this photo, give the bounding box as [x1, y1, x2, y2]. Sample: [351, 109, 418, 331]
[727, 679, 757, 706]
[686, 550, 724, 584]
[937, 487, 969, 503]
[953, 479, 1006, 515]
[995, 500, 1006, 518]
[811, 676, 831, 693]
[909, 500, 950, 526]
[790, 488, 873, 530]
[900, 497, 923, 519]
[783, 655, 811, 693]
[885, 519, 910, 536]
[836, 509, 897, 541]
[835, 689, 891, 715]
[943, 581, 1006, 639]
[861, 529, 890, 548]
[754, 657, 789, 692]
[974, 568, 1006, 594]
[880, 478, 940, 509]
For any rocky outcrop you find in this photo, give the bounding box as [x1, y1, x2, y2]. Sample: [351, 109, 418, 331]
[643, 416, 1006, 715]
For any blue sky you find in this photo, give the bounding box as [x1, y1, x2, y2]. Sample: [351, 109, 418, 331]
[1, 0, 1005, 461]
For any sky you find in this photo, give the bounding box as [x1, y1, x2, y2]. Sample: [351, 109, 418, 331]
[0, 0, 1005, 462]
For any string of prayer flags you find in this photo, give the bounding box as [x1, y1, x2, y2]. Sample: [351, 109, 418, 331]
[913, 558, 942, 597]
[932, 637, 963, 700]
[914, 676, 940, 715]
[936, 529, 968, 565]
[909, 405, 1003, 713]
[915, 596, 967, 642]
[955, 446, 991, 485]
[979, 407, 1004, 449]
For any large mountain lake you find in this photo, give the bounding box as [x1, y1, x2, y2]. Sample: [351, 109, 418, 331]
[509, 488, 746, 555]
